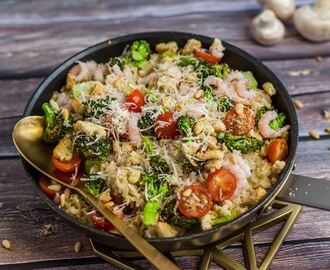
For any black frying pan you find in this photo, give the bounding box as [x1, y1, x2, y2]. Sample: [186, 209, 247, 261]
[21, 32, 329, 252]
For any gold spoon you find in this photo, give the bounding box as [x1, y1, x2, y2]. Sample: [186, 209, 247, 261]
[12, 116, 180, 270]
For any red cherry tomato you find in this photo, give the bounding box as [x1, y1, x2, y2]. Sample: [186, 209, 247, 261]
[194, 50, 221, 64]
[91, 212, 114, 232]
[155, 112, 179, 139]
[125, 89, 145, 112]
[206, 168, 237, 203]
[178, 184, 213, 218]
[53, 166, 84, 186]
[38, 176, 63, 199]
[52, 153, 82, 173]
[224, 107, 255, 135]
[267, 138, 288, 164]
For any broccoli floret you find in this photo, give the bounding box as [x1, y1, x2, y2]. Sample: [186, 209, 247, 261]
[178, 56, 198, 67]
[84, 158, 102, 174]
[137, 111, 156, 136]
[129, 40, 150, 68]
[75, 136, 112, 160]
[161, 200, 199, 229]
[84, 96, 116, 119]
[72, 81, 98, 99]
[217, 96, 233, 113]
[142, 173, 169, 225]
[176, 115, 195, 138]
[84, 176, 106, 197]
[149, 155, 170, 174]
[141, 135, 154, 154]
[203, 86, 214, 102]
[218, 133, 264, 154]
[145, 90, 158, 104]
[41, 102, 73, 144]
[243, 71, 258, 89]
[269, 113, 286, 130]
[213, 63, 231, 79]
[181, 159, 204, 174]
[256, 106, 270, 122]
[109, 57, 126, 69]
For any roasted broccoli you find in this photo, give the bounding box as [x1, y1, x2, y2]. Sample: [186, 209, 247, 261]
[161, 199, 199, 229]
[75, 136, 112, 160]
[218, 133, 264, 154]
[269, 112, 286, 130]
[84, 96, 116, 119]
[145, 90, 158, 104]
[213, 63, 231, 79]
[243, 71, 258, 89]
[217, 96, 233, 113]
[84, 158, 101, 174]
[141, 135, 155, 154]
[149, 155, 170, 174]
[41, 102, 73, 144]
[181, 159, 204, 174]
[256, 106, 270, 122]
[84, 176, 106, 197]
[176, 115, 196, 138]
[137, 111, 156, 136]
[129, 40, 150, 68]
[142, 173, 169, 225]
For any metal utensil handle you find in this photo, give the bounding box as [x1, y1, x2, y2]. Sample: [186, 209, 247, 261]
[277, 174, 330, 211]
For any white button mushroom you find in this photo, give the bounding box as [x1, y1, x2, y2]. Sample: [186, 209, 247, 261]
[250, 10, 286, 46]
[293, 0, 330, 42]
[258, 0, 296, 22]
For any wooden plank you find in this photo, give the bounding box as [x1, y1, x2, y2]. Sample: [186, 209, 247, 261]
[1, 9, 329, 77]
[0, 56, 329, 118]
[0, 0, 312, 24]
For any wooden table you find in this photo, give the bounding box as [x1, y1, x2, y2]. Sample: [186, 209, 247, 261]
[0, 0, 329, 269]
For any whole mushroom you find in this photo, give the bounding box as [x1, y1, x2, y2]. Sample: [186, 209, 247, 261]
[250, 9, 286, 46]
[294, 0, 330, 42]
[258, 0, 296, 22]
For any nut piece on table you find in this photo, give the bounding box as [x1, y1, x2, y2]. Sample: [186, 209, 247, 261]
[294, 0, 330, 42]
[250, 10, 285, 46]
[258, 0, 296, 22]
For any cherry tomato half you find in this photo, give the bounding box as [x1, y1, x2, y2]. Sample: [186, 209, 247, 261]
[52, 153, 82, 173]
[53, 166, 84, 186]
[206, 168, 237, 203]
[178, 184, 213, 218]
[155, 111, 179, 139]
[91, 212, 114, 232]
[38, 176, 63, 199]
[224, 107, 255, 135]
[125, 89, 145, 112]
[267, 138, 288, 164]
[194, 50, 220, 64]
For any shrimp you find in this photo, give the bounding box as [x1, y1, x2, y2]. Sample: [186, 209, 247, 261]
[128, 113, 142, 148]
[223, 153, 251, 199]
[226, 71, 257, 99]
[142, 72, 157, 85]
[204, 76, 254, 105]
[258, 110, 290, 138]
[70, 61, 97, 82]
[93, 64, 109, 82]
[209, 38, 225, 59]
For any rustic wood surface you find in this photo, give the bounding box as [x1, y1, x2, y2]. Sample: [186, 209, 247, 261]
[0, 0, 329, 269]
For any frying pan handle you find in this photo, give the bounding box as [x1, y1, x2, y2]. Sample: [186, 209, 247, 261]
[277, 174, 330, 211]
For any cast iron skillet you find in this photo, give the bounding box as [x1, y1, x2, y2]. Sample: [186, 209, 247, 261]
[22, 31, 298, 251]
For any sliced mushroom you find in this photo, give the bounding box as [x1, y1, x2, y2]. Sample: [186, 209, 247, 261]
[258, 0, 296, 22]
[293, 0, 330, 42]
[250, 10, 286, 46]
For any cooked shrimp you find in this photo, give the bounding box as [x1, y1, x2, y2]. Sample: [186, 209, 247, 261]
[94, 64, 109, 82]
[142, 72, 157, 85]
[209, 38, 225, 59]
[204, 76, 254, 105]
[258, 110, 290, 138]
[226, 71, 257, 99]
[69, 61, 97, 82]
[128, 113, 142, 148]
[223, 153, 251, 198]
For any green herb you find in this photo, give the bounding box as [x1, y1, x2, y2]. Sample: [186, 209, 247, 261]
[181, 159, 204, 174]
[149, 155, 170, 174]
[217, 133, 264, 154]
[269, 113, 286, 130]
[217, 96, 233, 113]
[145, 90, 158, 103]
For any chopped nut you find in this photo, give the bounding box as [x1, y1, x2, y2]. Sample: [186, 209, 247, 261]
[47, 184, 62, 192]
[60, 193, 66, 208]
[324, 110, 330, 120]
[74, 241, 82, 253]
[182, 188, 192, 197]
[194, 90, 204, 99]
[309, 130, 320, 140]
[288, 69, 311, 77]
[262, 82, 276, 96]
[294, 99, 304, 109]
[100, 191, 111, 203]
[40, 224, 58, 237]
[104, 201, 115, 209]
[325, 127, 330, 133]
[2, 240, 11, 250]
[235, 104, 244, 115]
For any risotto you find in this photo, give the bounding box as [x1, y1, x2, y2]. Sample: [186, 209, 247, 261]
[38, 38, 290, 238]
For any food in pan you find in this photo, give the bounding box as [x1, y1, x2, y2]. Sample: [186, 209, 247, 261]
[38, 38, 290, 238]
